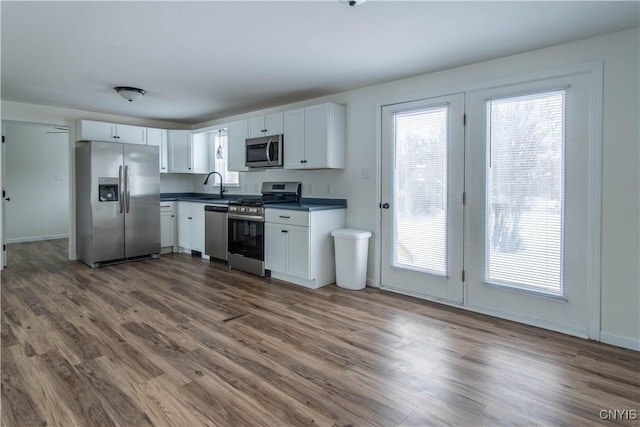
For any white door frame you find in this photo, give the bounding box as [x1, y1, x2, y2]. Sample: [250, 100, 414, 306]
[375, 61, 602, 340]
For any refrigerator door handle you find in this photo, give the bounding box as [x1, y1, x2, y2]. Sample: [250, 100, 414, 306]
[118, 165, 124, 214]
[125, 165, 131, 213]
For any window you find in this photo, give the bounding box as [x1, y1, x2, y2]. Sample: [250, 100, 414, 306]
[485, 90, 565, 295]
[393, 105, 449, 275]
[211, 129, 239, 186]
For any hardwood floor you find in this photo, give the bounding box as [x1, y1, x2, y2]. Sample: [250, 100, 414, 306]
[1, 239, 639, 427]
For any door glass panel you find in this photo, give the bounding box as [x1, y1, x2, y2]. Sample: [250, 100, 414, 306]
[485, 90, 565, 295]
[393, 106, 448, 275]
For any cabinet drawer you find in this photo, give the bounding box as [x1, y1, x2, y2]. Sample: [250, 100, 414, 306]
[160, 202, 174, 213]
[265, 208, 309, 227]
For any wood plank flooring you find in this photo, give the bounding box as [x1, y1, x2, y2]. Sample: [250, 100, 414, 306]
[2, 239, 639, 427]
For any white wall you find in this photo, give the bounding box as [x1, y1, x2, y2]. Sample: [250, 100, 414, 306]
[0, 101, 188, 261]
[161, 173, 195, 193]
[4, 122, 69, 242]
[196, 28, 639, 350]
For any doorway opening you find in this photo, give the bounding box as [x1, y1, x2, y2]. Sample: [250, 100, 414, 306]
[1, 121, 70, 268]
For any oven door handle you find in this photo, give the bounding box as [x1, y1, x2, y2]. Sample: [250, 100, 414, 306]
[265, 139, 273, 165]
[228, 213, 265, 221]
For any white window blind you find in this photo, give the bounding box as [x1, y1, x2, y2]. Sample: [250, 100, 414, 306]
[485, 90, 565, 295]
[393, 106, 448, 275]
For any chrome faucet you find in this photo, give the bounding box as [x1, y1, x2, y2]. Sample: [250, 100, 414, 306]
[203, 171, 225, 199]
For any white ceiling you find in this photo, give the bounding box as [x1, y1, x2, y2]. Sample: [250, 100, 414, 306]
[1, 1, 638, 124]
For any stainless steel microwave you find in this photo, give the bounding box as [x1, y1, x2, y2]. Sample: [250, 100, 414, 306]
[245, 134, 283, 168]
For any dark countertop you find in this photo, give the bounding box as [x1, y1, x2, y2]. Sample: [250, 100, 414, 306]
[161, 193, 347, 211]
[160, 192, 258, 205]
[266, 198, 347, 211]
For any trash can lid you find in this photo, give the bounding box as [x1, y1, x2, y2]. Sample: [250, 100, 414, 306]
[331, 228, 372, 239]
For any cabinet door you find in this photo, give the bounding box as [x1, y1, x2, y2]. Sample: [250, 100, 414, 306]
[228, 120, 249, 172]
[147, 128, 168, 173]
[248, 117, 266, 138]
[265, 112, 284, 135]
[78, 120, 115, 142]
[286, 225, 311, 279]
[283, 108, 306, 169]
[161, 211, 174, 248]
[191, 132, 211, 174]
[178, 213, 192, 249]
[116, 124, 146, 145]
[304, 104, 330, 169]
[191, 210, 205, 253]
[168, 130, 192, 173]
[265, 222, 287, 273]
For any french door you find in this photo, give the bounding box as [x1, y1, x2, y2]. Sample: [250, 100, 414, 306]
[380, 93, 465, 303]
[380, 66, 600, 338]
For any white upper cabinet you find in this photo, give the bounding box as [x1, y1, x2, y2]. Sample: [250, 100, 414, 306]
[247, 112, 284, 138]
[115, 124, 147, 145]
[191, 132, 212, 174]
[168, 130, 192, 173]
[146, 128, 168, 173]
[76, 120, 146, 145]
[283, 108, 306, 169]
[283, 103, 345, 170]
[227, 120, 249, 172]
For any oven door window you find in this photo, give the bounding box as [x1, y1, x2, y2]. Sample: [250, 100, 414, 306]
[228, 218, 264, 260]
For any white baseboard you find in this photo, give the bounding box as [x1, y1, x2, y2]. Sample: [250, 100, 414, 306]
[6, 234, 68, 244]
[600, 332, 640, 351]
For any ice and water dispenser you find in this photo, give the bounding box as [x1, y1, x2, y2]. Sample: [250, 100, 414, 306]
[98, 177, 119, 202]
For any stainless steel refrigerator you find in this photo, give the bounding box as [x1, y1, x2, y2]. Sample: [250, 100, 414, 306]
[76, 141, 160, 267]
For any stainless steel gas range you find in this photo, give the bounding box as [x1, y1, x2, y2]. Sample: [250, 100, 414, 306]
[227, 182, 301, 276]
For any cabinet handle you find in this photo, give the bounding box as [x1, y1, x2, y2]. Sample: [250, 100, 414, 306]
[188, 217, 192, 219]
[281, 230, 288, 233]
[171, 215, 175, 218]
[279, 215, 290, 219]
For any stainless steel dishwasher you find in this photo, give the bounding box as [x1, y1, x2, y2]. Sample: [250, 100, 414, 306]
[204, 205, 228, 261]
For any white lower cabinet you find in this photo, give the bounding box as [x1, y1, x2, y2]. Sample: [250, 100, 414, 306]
[265, 208, 345, 289]
[177, 202, 205, 254]
[160, 202, 176, 253]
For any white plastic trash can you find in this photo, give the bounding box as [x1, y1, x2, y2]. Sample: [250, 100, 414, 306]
[331, 229, 372, 290]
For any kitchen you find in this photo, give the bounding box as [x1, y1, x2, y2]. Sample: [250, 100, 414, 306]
[1, 1, 639, 426]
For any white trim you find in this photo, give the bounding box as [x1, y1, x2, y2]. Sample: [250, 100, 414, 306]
[5, 234, 69, 244]
[586, 62, 604, 341]
[379, 61, 605, 110]
[600, 332, 640, 352]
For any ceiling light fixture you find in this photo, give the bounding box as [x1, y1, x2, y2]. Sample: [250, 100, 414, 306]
[114, 86, 146, 102]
